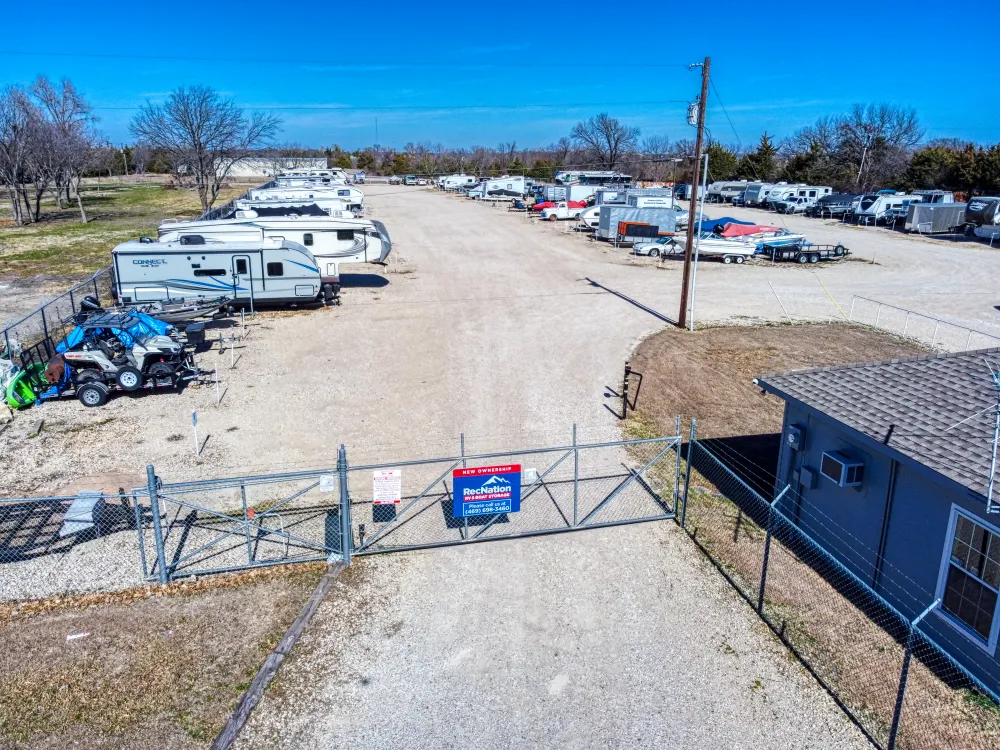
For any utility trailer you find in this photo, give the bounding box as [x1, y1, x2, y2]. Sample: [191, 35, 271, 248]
[759, 243, 849, 264]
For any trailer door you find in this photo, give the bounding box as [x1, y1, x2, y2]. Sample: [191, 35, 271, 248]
[231, 254, 257, 305]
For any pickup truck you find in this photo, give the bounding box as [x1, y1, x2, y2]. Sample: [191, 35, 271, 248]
[540, 201, 587, 221]
[773, 196, 814, 214]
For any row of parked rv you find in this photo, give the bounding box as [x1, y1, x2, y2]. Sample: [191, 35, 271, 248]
[695, 180, 1000, 239]
[3, 168, 394, 410]
[114, 168, 391, 306]
[440, 172, 843, 267]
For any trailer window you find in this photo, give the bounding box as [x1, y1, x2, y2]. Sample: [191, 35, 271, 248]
[235, 259, 248, 274]
[337, 230, 354, 241]
[266, 262, 284, 277]
[193, 269, 226, 277]
[303, 233, 314, 246]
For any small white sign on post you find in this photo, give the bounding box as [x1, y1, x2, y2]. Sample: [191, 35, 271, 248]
[192, 410, 200, 456]
[372, 469, 402, 505]
[319, 474, 336, 493]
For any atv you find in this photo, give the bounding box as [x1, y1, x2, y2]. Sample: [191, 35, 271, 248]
[59, 312, 195, 406]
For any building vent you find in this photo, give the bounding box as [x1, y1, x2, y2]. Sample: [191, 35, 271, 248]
[820, 451, 865, 487]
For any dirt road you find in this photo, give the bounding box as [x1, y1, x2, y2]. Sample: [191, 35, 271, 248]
[231, 186, 867, 748]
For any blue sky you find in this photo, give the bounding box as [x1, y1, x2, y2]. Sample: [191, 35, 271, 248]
[3, 0, 998, 151]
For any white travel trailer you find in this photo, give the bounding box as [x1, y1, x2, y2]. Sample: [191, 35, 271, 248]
[854, 193, 921, 224]
[743, 182, 776, 206]
[157, 215, 391, 297]
[248, 185, 365, 212]
[764, 184, 811, 208]
[553, 170, 631, 186]
[471, 175, 526, 200]
[442, 174, 478, 190]
[706, 181, 749, 203]
[234, 197, 351, 217]
[113, 239, 324, 306]
[276, 168, 348, 184]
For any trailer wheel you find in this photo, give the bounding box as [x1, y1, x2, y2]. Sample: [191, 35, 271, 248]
[809, 253, 820, 264]
[77, 382, 109, 408]
[723, 255, 733, 264]
[735, 255, 745, 264]
[798, 254, 809, 264]
[834, 244, 846, 256]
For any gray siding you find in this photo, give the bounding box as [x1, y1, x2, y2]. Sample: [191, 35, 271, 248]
[773, 400, 1000, 690]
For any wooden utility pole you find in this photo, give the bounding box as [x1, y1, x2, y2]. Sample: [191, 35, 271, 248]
[678, 56, 711, 330]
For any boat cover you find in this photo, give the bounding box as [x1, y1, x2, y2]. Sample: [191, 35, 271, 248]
[693, 216, 753, 232]
[720, 223, 781, 238]
[57, 312, 175, 352]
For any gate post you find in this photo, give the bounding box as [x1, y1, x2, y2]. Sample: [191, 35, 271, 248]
[338, 445, 353, 566]
[887, 599, 940, 750]
[680, 419, 696, 527]
[572, 423, 579, 527]
[146, 464, 168, 584]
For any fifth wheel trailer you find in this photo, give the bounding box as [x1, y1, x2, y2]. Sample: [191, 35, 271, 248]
[157, 215, 391, 296]
[596, 206, 679, 241]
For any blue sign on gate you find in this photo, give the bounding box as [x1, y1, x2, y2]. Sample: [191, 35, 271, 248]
[452, 464, 522, 518]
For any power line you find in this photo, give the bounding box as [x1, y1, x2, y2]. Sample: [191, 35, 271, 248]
[0, 48, 692, 71]
[93, 100, 692, 113]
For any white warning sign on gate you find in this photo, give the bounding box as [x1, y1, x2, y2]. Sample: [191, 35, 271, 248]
[373, 469, 402, 505]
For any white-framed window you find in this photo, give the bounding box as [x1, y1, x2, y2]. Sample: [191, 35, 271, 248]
[935, 506, 1000, 653]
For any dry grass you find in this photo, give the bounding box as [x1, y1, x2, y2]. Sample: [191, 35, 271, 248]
[0, 563, 327, 749]
[627, 322, 928, 440]
[625, 322, 997, 748]
[0, 183, 245, 280]
[683, 485, 1000, 749]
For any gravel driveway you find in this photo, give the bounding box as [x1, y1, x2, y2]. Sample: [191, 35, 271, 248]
[233, 187, 869, 749]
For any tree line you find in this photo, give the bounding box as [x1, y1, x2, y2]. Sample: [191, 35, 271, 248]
[4, 77, 1000, 225]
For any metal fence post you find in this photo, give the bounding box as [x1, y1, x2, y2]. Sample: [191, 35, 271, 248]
[241, 482, 253, 565]
[887, 599, 940, 750]
[146, 464, 168, 584]
[572, 423, 579, 527]
[674, 416, 682, 511]
[92, 277, 100, 303]
[848, 296, 856, 322]
[338, 444, 352, 566]
[757, 485, 791, 614]
[40, 305, 49, 342]
[681, 418, 696, 527]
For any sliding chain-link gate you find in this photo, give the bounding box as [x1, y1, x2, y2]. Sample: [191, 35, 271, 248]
[134, 430, 682, 582]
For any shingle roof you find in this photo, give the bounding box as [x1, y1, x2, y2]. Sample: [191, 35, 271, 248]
[756, 348, 1000, 499]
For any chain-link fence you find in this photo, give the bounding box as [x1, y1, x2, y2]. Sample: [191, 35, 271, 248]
[0, 429, 681, 601]
[681, 434, 1000, 750]
[1, 267, 115, 361]
[0, 490, 148, 602]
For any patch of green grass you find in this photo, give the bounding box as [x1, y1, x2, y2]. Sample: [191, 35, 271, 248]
[0, 183, 244, 279]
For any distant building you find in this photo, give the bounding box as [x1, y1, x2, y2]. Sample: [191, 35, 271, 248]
[756, 349, 1000, 691]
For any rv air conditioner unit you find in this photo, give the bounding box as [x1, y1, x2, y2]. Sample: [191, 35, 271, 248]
[820, 451, 864, 487]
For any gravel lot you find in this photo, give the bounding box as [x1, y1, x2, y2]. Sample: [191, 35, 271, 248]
[4, 185, 997, 745]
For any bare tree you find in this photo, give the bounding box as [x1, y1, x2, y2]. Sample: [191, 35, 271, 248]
[32, 77, 99, 221]
[130, 86, 280, 211]
[570, 113, 639, 170]
[131, 141, 152, 176]
[836, 103, 922, 191]
[497, 141, 517, 172]
[0, 86, 37, 225]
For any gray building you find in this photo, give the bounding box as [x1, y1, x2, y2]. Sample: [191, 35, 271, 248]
[756, 349, 1000, 691]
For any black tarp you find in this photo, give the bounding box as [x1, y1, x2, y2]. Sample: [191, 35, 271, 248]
[247, 204, 329, 217]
